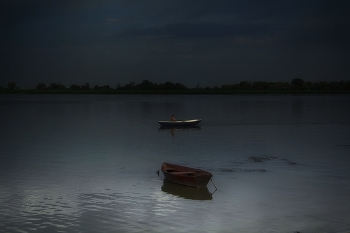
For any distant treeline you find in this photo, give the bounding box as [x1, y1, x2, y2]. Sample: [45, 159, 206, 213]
[1, 79, 350, 93]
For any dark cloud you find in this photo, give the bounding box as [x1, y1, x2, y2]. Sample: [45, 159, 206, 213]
[0, 0, 113, 23]
[118, 22, 273, 39]
[1, 0, 350, 88]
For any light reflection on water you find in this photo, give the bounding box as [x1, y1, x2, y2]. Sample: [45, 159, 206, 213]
[1, 94, 350, 232]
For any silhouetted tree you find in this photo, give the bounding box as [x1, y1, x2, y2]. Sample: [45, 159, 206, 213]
[7, 79, 350, 92]
[345, 80, 350, 90]
[70, 84, 81, 90]
[274, 82, 291, 90]
[239, 81, 251, 90]
[291, 78, 304, 89]
[139, 80, 155, 90]
[36, 83, 47, 90]
[48, 83, 66, 90]
[81, 83, 91, 90]
[303, 81, 315, 90]
[220, 84, 231, 90]
[99, 85, 111, 90]
[329, 81, 342, 90]
[174, 82, 187, 90]
[162, 82, 175, 90]
[123, 81, 136, 90]
[8, 82, 17, 90]
[252, 81, 269, 90]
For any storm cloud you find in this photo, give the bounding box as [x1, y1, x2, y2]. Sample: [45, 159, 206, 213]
[1, 0, 349, 88]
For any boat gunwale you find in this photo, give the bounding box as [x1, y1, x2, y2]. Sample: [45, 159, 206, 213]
[160, 162, 212, 188]
[158, 119, 201, 126]
[161, 162, 211, 175]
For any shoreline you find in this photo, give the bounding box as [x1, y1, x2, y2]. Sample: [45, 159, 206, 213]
[1, 89, 350, 95]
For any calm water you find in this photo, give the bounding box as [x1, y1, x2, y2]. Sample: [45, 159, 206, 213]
[1, 94, 350, 233]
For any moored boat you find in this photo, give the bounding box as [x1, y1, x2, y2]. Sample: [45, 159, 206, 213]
[160, 162, 212, 188]
[158, 119, 201, 127]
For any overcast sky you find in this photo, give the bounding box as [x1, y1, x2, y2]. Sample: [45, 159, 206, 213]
[1, 0, 350, 88]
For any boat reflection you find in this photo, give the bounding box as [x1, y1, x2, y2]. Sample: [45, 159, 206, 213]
[161, 180, 212, 200]
[159, 125, 201, 130]
[158, 125, 201, 136]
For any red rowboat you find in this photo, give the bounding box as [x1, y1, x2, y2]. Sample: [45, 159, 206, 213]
[160, 162, 213, 188]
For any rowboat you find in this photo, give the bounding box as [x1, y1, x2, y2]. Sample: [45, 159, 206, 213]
[158, 119, 201, 127]
[160, 162, 212, 188]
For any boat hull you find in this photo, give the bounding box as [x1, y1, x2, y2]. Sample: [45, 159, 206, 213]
[161, 162, 212, 188]
[158, 119, 201, 127]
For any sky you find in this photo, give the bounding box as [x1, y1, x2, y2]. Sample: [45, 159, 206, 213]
[1, 0, 350, 88]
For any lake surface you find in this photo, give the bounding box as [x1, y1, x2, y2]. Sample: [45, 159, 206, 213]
[1, 94, 350, 233]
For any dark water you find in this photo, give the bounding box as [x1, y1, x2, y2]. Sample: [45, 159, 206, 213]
[1, 94, 350, 233]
